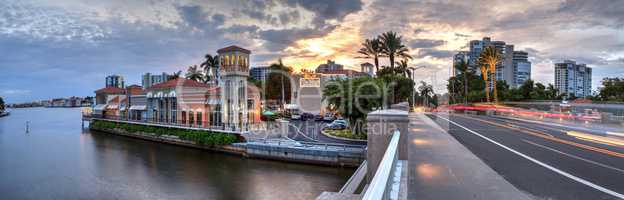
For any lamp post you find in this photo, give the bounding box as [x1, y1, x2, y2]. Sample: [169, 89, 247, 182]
[409, 66, 425, 108]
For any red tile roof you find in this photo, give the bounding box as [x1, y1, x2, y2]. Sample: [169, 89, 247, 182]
[95, 87, 126, 94]
[148, 78, 211, 90]
[217, 45, 251, 54]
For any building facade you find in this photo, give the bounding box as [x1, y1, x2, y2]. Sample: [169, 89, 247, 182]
[218, 45, 251, 130]
[456, 37, 531, 88]
[106, 75, 125, 88]
[250, 66, 269, 81]
[512, 51, 532, 87]
[315, 60, 344, 73]
[142, 72, 171, 89]
[360, 62, 374, 77]
[554, 60, 592, 98]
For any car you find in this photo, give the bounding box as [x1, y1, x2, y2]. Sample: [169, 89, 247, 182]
[301, 113, 314, 120]
[331, 119, 347, 126]
[323, 112, 335, 121]
[326, 123, 347, 130]
[291, 112, 301, 120]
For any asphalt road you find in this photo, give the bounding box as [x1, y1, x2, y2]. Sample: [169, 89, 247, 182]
[428, 113, 624, 200]
[288, 120, 367, 145]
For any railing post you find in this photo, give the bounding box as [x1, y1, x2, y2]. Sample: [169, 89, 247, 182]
[365, 109, 408, 183]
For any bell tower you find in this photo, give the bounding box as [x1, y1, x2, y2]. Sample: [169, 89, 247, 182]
[217, 45, 250, 130]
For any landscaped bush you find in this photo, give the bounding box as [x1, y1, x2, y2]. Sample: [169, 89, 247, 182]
[90, 120, 238, 146]
[324, 129, 367, 140]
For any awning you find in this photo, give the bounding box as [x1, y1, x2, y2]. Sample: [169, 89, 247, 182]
[129, 105, 147, 110]
[107, 104, 119, 110]
[94, 104, 107, 111]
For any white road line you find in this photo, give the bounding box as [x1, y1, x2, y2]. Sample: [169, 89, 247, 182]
[436, 115, 624, 199]
[522, 139, 624, 174]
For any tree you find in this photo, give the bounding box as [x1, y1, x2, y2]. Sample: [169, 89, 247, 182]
[169, 70, 182, 80]
[265, 60, 293, 104]
[518, 79, 535, 100]
[418, 81, 434, 107]
[598, 77, 624, 101]
[185, 65, 204, 82]
[395, 59, 410, 78]
[379, 31, 412, 70]
[479, 64, 490, 102]
[545, 83, 558, 100]
[454, 59, 470, 104]
[200, 54, 219, 84]
[357, 38, 384, 73]
[478, 45, 502, 104]
[323, 77, 384, 133]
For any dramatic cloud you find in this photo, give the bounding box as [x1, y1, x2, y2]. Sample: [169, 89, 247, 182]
[0, 0, 622, 102]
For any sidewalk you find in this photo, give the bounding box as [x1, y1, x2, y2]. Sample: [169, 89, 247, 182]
[407, 113, 533, 200]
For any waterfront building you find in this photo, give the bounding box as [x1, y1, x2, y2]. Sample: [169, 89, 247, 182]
[458, 37, 531, 88]
[360, 62, 374, 77]
[315, 60, 344, 73]
[106, 75, 125, 88]
[94, 86, 126, 116]
[142, 72, 171, 89]
[146, 78, 211, 126]
[512, 51, 532, 86]
[554, 60, 592, 98]
[126, 85, 146, 120]
[250, 66, 270, 81]
[218, 45, 252, 130]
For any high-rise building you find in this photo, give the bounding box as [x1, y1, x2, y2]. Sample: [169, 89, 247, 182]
[452, 51, 469, 76]
[454, 37, 531, 88]
[315, 60, 343, 73]
[105, 75, 124, 88]
[513, 51, 532, 87]
[142, 72, 171, 89]
[554, 60, 592, 98]
[360, 62, 374, 76]
[250, 66, 269, 81]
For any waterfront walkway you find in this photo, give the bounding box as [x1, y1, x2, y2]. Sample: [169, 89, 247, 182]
[407, 113, 532, 200]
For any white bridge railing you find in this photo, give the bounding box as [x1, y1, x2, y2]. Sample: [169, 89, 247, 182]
[361, 130, 402, 200]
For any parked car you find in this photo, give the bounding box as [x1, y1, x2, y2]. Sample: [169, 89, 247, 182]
[323, 112, 335, 121]
[301, 112, 314, 121]
[314, 114, 324, 121]
[325, 119, 348, 130]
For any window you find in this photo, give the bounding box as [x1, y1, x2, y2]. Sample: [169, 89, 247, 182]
[197, 112, 202, 126]
[181, 111, 186, 124]
[189, 111, 195, 126]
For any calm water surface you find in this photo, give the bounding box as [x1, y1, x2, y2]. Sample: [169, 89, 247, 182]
[0, 108, 353, 200]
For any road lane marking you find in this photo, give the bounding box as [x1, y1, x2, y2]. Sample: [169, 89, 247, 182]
[453, 114, 624, 158]
[436, 115, 624, 199]
[522, 139, 624, 174]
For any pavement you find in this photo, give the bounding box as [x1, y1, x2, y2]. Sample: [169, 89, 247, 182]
[288, 120, 367, 145]
[428, 113, 624, 200]
[407, 113, 533, 200]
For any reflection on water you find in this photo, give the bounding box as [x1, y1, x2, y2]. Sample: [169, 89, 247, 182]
[0, 108, 353, 200]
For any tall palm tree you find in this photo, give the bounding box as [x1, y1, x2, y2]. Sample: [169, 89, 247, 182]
[418, 81, 433, 107]
[379, 31, 412, 70]
[395, 59, 410, 78]
[478, 45, 502, 104]
[169, 70, 182, 80]
[479, 64, 490, 103]
[454, 59, 469, 104]
[357, 38, 384, 73]
[185, 65, 204, 82]
[200, 54, 219, 84]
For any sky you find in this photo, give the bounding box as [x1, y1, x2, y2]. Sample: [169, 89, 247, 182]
[1, 0, 623, 103]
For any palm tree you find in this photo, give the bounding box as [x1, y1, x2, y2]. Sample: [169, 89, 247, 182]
[357, 38, 384, 73]
[418, 81, 433, 107]
[185, 65, 204, 82]
[200, 54, 219, 84]
[454, 59, 469, 104]
[478, 45, 502, 104]
[395, 59, 410, 78]
[169, 70, 182, 80]
[479, 64, 490, 103]
[379, 31, 412, 70]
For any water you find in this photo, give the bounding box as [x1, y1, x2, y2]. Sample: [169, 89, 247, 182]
[0, 108, 353, 200]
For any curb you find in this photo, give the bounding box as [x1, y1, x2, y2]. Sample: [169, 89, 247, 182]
[321, 129, 367, 142]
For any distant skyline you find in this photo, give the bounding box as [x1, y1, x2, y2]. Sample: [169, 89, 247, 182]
[1, 0, 623, 103]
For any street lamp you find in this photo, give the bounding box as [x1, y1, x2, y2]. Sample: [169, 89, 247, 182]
[409, 66, 425, 108]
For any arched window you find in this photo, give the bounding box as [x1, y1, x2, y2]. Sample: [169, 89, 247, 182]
[224, 55, 229, 66]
